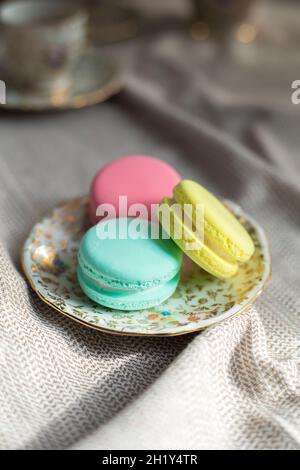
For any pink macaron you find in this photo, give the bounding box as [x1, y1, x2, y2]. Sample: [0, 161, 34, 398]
[89, 155, 181, 224]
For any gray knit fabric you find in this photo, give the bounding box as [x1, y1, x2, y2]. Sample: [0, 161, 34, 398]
[0, 2, 299, 449]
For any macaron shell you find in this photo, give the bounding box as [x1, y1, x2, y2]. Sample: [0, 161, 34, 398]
[159, 198, 238, 279]
[77, 265, 181, 311]
[174, 180, 255, 262]
[89, 155, 181, 224]
[78, 218, 183, 289]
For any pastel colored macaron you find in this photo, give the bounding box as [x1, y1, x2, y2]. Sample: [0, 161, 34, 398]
[77, 218, 182, 310]
[89, 155, 181, 224]
[159, 180, 255, 279]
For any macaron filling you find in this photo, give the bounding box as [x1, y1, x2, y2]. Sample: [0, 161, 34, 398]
[78, 265, 180, 311]
[159, 180, 255, 279]
[159, 197, 238, 279]
[173, 181, 254, 262]
[78, 249, 181, 291]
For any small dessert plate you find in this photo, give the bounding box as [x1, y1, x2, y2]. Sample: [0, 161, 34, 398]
[0, 50, 122, 111]
[22, 197, 271, 336]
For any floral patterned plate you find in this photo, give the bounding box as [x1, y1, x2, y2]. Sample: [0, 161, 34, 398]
[22, 197, 271, 336]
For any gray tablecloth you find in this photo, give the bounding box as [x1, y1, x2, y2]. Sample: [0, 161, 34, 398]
[0, 2, 299, 450]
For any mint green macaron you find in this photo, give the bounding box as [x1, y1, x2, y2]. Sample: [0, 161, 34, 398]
[77, 218, 182, 310]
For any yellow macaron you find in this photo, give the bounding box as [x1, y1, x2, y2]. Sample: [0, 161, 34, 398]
[159, 180, 255, 279]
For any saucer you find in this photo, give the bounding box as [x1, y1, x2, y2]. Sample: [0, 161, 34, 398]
[1, 50, 122, 111]
[22, 197, 271, 336]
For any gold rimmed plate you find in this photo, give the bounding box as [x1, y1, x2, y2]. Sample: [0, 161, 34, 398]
[22, 197, 271, 336]
[1, 50, 122, 111]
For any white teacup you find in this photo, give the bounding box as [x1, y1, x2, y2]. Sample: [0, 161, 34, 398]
[0, 0, 87, 92]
